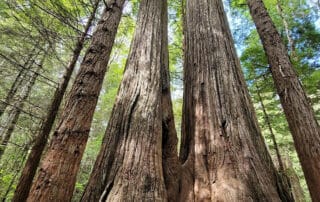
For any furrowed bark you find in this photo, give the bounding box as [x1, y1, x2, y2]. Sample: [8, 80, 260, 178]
[26, 1, 125, 201]
[12, 1, 99, 201]
[179, 0, 292, 201]
[247, 0, 320, 200]
[81, 0, 169, 201]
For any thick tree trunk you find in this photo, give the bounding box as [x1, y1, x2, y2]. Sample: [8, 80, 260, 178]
[179, 0, 292, 201]
[81, 0, 171, 201]
[0, 65, 40, 160]
[161, 1, 180, 200]
[12, 2, 99, 201]
[247, 0, 320, 200]
[26, 1, 125, 201]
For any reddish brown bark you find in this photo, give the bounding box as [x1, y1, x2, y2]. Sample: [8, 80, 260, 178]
[26, 1, 125, 201]
[247, 0, 320, 200]
[179, 0, 292, 201]
[81, 0, 173, 201]
[12, 1, 99, 201]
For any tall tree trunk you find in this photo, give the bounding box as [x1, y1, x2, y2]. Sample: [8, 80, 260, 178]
[0, 64, 40, 160]
[12, 1, 99, 201]
[161, 1, 180, 200]
[179, 0, 292, 201]
[247, 0, 320, 200]
[81, 0, 171, 201]
[26, 1, 125, 201]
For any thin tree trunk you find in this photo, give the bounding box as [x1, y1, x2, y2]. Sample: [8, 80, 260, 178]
[255, 84, 295, 200]
[256, 85, 284, 171]
[283, 155, 305, 202]
[1, 148, 28, 202]
[179, 0, 292, 201]
[81, 0, 170, 201]
[247, 0, 320, 200]
[0, 69, 25, 118]
[0, 52, 37, 118]
[12, 1, 99, 201]
[161, 1, 180, 200]
[0, 64, 40, 160]
[27, 1, 125, 201]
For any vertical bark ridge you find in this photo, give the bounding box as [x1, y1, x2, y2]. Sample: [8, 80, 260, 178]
[247, 0, 320, 201]
[81, 0, 169, 201]
[179, 0, 292, 201]
[27, 1, 125, 201]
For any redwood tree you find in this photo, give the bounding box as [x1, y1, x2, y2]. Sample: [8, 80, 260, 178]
[81, 0, 177, 201]
[247, 0, 320, 200]
[26, 1, 126, 201]
[12, 1, 100, 201]
[179, 0, 292, 201]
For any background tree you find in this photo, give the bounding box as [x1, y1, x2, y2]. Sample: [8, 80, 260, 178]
[246, 0, 320, 200]
[12, 1, 100, 201]
[26, 0, 126, 201]
[0, 0, 93, 198]
[230, 0, 320, 200]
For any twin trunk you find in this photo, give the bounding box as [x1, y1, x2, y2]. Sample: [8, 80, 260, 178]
[22, 0, 307, 201]
[81, 0, 179, 200]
